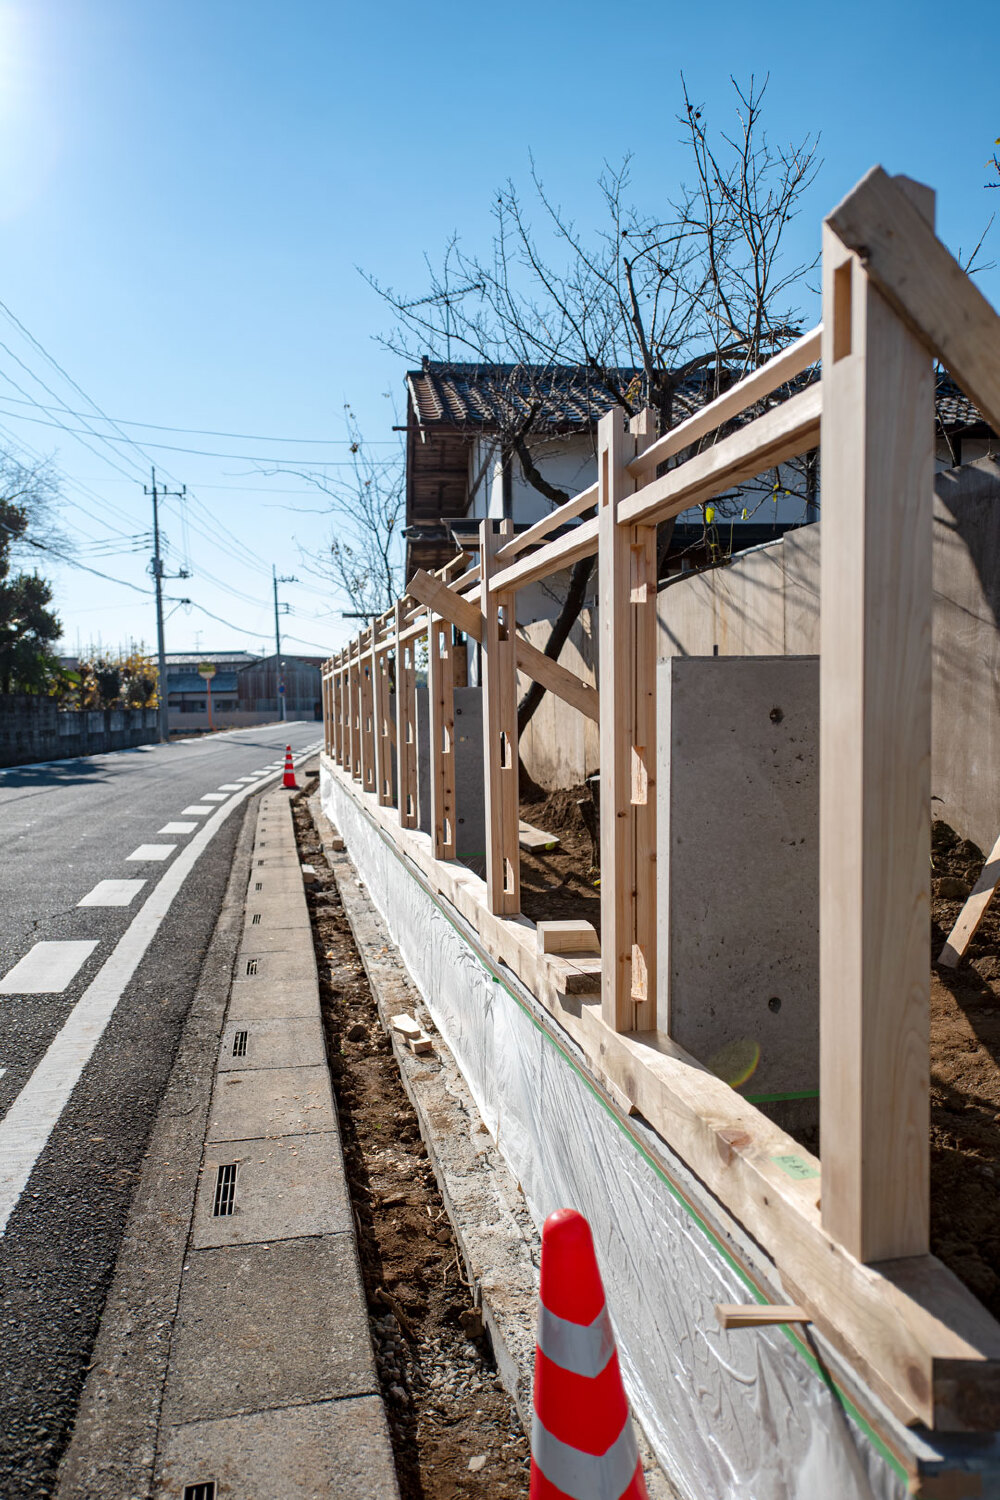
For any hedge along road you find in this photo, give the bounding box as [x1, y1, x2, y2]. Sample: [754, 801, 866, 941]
[0, 722, 320, 1500]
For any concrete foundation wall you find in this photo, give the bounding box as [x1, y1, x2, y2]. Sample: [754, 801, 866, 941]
[657, 657, 819, 1124]
[0, 697, 159, 767]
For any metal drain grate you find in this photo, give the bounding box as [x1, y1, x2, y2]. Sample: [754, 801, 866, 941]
[232, 1030, 248, 1057]
[254, 881, 262, 891]
[245, 958, 258, 976]
[183, 1484, 216, 1500]
[251, 912, 261, 925]
[257, 859, 264, 867]
[212, 1164, 238, 1217]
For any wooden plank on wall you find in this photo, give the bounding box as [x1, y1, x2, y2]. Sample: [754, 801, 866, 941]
[598, 406, 656, 1033]
[480, 518, 521, 915]
[428, 615, 457, 859]
[819, 179, 935, 1263]
[394, 600, 418, 829]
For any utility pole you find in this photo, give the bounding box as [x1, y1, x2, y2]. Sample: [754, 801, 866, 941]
[145, 466, 189, 743]
[272, 565, 298, 723]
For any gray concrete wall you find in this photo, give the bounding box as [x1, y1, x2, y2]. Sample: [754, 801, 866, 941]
[0, 697, 159, 767]
[415, 686, 486, 860]
[657, 657, 819, 1122]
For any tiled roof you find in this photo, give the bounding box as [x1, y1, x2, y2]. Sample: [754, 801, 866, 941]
[163, 652, 259, 668]
[407, 362, 642, 432]
[935, 372, 991, 432]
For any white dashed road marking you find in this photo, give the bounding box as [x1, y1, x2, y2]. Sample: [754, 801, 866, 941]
[0, 941, 100, 995]
[217, 783, 242, 791]
[126, 844, 177, 862]
[182, 805, 213, 816]
[201, 793, 227, 802]
[78, 880, 146, 908]
[159, 822, 197, 835]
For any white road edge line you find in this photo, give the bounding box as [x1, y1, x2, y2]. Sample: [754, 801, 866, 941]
[0, 744, 317, 1235]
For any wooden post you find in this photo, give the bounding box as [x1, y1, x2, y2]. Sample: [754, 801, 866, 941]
[819, 178, 935, 1262]
[349, 649, 361, 781]
[360, 626, 376, 794]
[428, 615, 457, 859]
[480, 517, 520, 915]
[598, 406, 657, 1033]
[372, 629, 393, 806]
[333, 658, 344, 765]
[394, 601, 419, 828]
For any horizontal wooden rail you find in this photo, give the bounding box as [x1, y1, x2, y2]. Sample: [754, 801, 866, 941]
[618, 384, 821, 529]
[493, 481, 599, 566]
[488, 514, 600, 595]
[627, 327, 821, 477]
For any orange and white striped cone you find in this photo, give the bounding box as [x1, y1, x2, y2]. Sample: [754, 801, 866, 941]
[531, 1208, 648, 1500]
[282, 745, 297, 790]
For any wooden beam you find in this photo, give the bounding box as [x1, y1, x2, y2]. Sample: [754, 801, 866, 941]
[628, 327, 822, 477]
[535, 919, 600, 955]
[617, 384, 821, 529]
[939, 830, 1000, 967]
[715, 1304, 810, 1330]
[428, 614, 457, 859]
[598, 406, 656, 1033]
[373, 629, 394, 807]
[394, 600, 418, 829]
[407, 568, 600, 724]
[827, 165, 1000, 435]
[480, 518, 520, 915]
[348, 653, 361, 781]
[324, 759, 1000, 1433]
[819, 179, 935, 1263]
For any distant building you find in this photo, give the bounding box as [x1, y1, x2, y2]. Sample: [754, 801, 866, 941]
[162, 650, 322, 733]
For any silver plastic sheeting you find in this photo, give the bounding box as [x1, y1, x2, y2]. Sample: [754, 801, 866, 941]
[323, 768, 996, 1500]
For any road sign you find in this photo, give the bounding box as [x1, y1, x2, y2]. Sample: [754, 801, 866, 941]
[197, 662, 216, 680]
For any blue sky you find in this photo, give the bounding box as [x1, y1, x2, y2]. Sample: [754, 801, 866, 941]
[1, 0, 997, 657]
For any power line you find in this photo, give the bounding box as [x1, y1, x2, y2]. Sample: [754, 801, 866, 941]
[0, 391, 397, 445]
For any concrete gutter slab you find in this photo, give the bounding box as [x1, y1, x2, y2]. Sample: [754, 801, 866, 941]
[237, 927, 316, 956]
[192, 1131, 352, 1247]
[155, 1394, 398, 1499]
[159, 1235, 378, 1426]
[218, 1016, 326, 1071]
[207, 1064, 337, 1142]
[234, 947, 317, 982]
[226, 976, 320, 1020]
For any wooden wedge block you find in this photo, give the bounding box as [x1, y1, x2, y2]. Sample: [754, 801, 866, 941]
[536, 919, 600, 956]
[518, 820, 560, 852]
[391, 1013, 421, 1039]
[408, 1032, 434, 1055]
[715, 1304, 810, 1330]
[300, 863, 317, 884]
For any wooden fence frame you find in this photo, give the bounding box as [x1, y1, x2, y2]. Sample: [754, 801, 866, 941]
[320, 169, 1000, 1432]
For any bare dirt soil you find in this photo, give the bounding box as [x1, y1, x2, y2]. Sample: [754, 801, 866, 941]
[292, 786, 530, 1500]
[520, 787, 1000, 1321]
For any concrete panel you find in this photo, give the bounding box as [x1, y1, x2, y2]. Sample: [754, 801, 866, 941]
[712, 547, 785, 655]
[192, 1131, 352, 1247]
[207, 1065, 336, 1142]
[415, 685, 486, 856]
[657, 656, 819, 1108]
[155, 1395, 399, 1499]
[218, 1017, 326, 1071]
[226, 977, 320, 1021]
[160, 1236, 377, 1425]
[237, 927, 315, 957]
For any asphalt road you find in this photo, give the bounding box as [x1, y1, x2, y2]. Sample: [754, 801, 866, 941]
[0, 721, 321, 1499]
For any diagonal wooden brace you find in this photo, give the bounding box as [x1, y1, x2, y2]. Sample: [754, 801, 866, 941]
[406, 568, 599, 724]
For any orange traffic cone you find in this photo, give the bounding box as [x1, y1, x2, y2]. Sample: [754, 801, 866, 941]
[531, 1209, 648, 1500]
[282, 745, 297, 789]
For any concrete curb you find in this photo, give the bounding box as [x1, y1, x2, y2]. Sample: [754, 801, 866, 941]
[307, 793, 676, 1500]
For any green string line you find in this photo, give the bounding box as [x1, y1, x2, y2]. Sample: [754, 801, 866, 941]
[744, 1089, 820, 1103]
[337, 782, 910, 1487]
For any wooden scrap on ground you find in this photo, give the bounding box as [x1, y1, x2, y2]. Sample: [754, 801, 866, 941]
[938, 831, 1000, 968]
[519, 820, 561, 853]
[391, 1011, 435, 1054]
